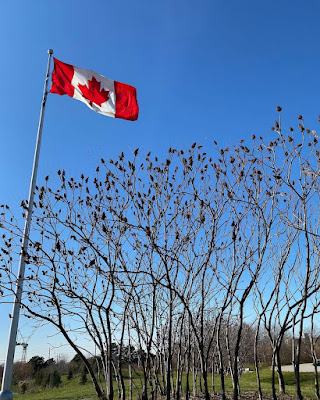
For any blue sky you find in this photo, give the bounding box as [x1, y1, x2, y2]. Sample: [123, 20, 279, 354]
[1, 0, 320, 362]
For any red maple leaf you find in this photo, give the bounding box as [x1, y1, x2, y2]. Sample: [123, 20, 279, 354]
[78, 76, 110, 107]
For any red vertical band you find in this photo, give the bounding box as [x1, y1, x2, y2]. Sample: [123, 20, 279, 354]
[50, 58, 75, 98]
[114, 81, 139, 121]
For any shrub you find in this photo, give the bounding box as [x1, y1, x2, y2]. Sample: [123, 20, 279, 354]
[80, 366, 87, 385]
[47, 370, 62, 388]
[18, 380, 28, 394]
[34, 370, 46, 386]
[67, 368, 73, 380]
[12, 362, 33, 384]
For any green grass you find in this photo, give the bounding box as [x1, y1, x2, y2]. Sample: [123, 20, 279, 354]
[12, 368, 320, 399]
[13, 375, 98, 400]
[240, 368, 319, 399]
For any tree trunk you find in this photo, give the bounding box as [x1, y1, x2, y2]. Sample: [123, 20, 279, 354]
[275, 346, 285, 395]
[310, 314, 320, 399]
[271, 351, 277, 400]
[106, 311, 114, 400]
[217, 315, 226, 400]
[254, 320, 263, 400]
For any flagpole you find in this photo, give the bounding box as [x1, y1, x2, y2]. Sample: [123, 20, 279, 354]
[0, 49, 53, 400]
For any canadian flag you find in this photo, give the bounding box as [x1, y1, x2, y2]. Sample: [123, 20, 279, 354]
[50, 58, 139, 121]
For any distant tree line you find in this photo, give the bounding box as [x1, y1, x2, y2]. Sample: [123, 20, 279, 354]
[1, 109, 320, 400]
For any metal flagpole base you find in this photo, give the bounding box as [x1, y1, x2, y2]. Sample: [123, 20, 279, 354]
[0, 390, 13, 400]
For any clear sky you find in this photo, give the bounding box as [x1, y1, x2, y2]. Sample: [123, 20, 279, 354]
[1, 0, 320, 363]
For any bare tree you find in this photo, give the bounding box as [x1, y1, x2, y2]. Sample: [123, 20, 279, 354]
[2, 111, 320, 400]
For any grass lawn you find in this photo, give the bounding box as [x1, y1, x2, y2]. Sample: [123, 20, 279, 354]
[13, 367, 320, 399]
[12, 375, 98, 400]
